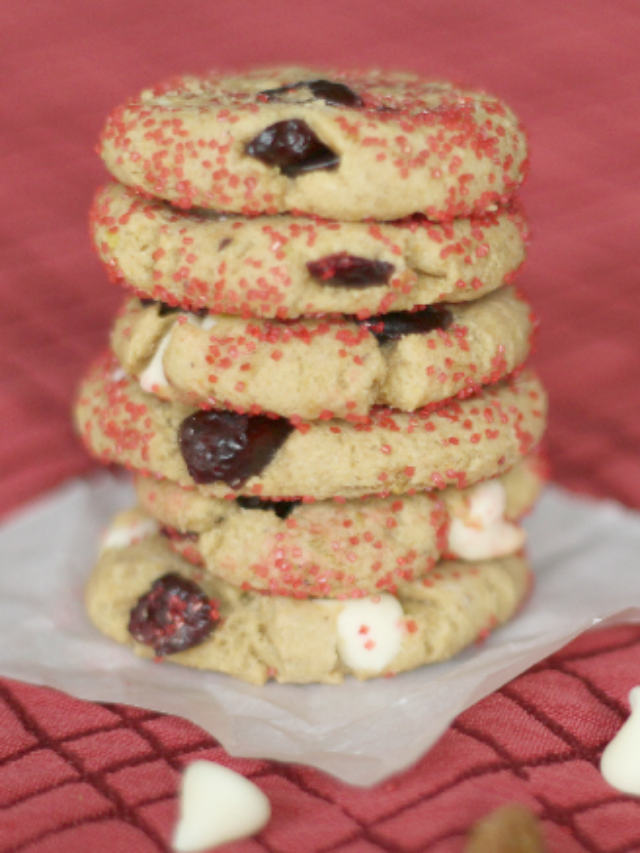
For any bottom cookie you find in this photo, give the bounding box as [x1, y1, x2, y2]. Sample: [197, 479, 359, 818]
[88, 513, 531, 684]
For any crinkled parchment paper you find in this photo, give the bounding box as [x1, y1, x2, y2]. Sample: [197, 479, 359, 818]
[1, 475, 639, 786]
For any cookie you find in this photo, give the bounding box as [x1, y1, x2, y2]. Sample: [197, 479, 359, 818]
[111, 287, 533, 420]
[98, 68, 528, 221]
[91, 182, 527, 319]
[88, 512, 531, 684]
[133, 454, 543, 597]
[75, 351, 547, 500]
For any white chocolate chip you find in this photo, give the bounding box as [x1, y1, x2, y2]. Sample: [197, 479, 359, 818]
[110, 366, 126, 383]
[448, 480, 526, 560]
[336, 595, 404, 673]
[139, 309, 215, 393]
[100, 517, 159, 552]
[172, 761, 271, 852]
[139, 326, 173, 392]
[200, 314, 217, 331]
[600, 687, 640, 796]
[465, 479, 506, 524]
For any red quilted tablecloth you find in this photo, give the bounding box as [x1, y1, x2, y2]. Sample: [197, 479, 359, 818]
[2, 2, 640, 850]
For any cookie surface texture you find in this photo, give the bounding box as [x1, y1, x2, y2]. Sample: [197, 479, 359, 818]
[88, 514, 531, 684]
[75, 351, 547, 499]
[134, 454, 543, 597]
[92, 183, 527, 318]
[98, 68, 528, 221]
[111, 288, 533, 419]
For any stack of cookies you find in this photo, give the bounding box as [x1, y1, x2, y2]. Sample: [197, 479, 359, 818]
[75, 69, 547, 684]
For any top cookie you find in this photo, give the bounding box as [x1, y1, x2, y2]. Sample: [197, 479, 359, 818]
[99, 68, 528, 221]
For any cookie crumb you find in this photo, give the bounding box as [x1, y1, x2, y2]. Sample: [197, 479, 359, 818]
[465, 805, 546, 853]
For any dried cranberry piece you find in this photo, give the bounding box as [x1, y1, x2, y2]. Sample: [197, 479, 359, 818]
[237, 496, 301, 520]
[245, 120, 339, 177]
[160, 526, 198, 543]
[179, 410, 293, 489]
[358, 306, 454, 345]
[307, 253, 395, 288]
[259, 79, 363, 108]
[128, 572, 217, 656]
[139, 297, 179, 316]
[158, 303, 181, 317]
[139, 299, 208, 318]
[139, 297, 173, 313]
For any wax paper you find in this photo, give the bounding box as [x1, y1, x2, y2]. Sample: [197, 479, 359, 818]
[1, 475, 639, 786]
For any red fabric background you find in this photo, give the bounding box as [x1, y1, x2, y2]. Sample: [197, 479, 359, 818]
[1, 2, 640, 850]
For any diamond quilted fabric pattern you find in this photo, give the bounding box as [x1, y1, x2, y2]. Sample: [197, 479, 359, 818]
[3, 628, 640, 852]
[1, 1, 640, 850]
